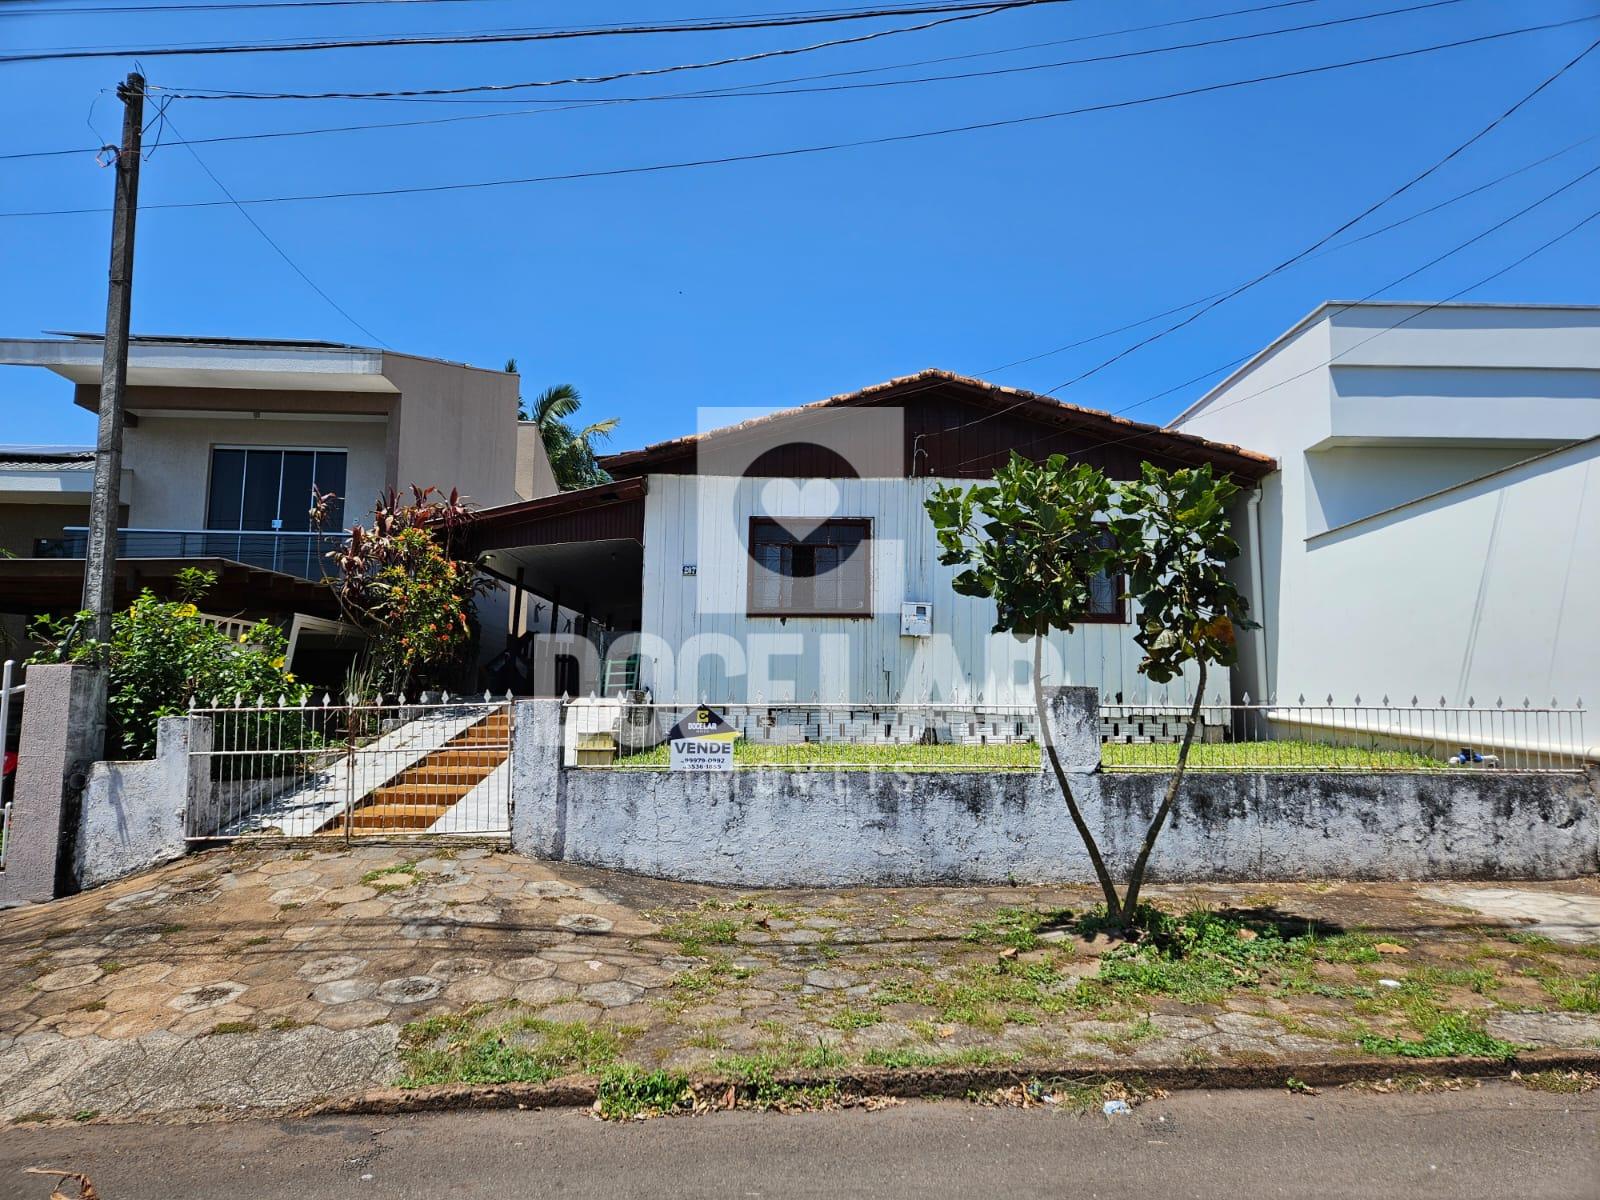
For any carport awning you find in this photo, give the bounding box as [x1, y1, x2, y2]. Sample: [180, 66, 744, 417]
[464, 478, 646, 628]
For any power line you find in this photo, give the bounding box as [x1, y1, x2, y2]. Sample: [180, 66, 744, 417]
[167, 112, 390, 347]
[0, 0, 1372, 159]
[975, 130, 1600, 376]
[158, 0, 1458, 103]
[0, 0, 1068, 63]
[1033, 32, 1600, 392]
[8, 15, 1595, 219]
[907, 30, 1600, 444]
[943, 159, 1600, 472]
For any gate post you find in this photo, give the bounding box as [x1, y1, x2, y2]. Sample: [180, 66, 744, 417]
[509, 698, 565, 860]
[76, 715, 210, 889]
[0, 663, 106, 904]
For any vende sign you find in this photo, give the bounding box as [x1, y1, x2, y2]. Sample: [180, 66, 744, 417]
[667, 704, 739, 772]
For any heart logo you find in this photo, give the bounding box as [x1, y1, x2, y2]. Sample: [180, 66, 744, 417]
[758, 478, 841, 537]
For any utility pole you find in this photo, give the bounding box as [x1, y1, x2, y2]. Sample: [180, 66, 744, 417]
[82, 71, 144, 644]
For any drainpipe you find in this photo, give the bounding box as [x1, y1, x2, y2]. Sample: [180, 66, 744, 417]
[1245, 489, 1271, 703]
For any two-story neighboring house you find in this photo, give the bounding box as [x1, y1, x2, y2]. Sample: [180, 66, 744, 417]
[0, 333, 556, 676]
[1167, 301, 1600, 715]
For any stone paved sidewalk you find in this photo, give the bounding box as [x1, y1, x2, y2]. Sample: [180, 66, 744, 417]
[2, 847, 1597, 1123]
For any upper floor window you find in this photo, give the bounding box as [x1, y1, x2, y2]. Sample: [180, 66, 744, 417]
[206, 447, 347, 532]
[748, 517, 870, 617]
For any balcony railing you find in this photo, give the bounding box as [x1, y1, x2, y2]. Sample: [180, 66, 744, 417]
[36, 527, 346, 582]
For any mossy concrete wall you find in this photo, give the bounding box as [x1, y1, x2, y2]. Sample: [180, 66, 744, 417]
[509, 692, 1599, 887]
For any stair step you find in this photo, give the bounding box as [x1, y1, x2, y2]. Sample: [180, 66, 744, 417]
[398, 764, 499, 786]
[368, 783, 470, 801]
[426, 750, 506, 767]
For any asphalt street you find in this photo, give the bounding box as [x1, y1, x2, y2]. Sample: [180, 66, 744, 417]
[2, 1083, 1596, 1199]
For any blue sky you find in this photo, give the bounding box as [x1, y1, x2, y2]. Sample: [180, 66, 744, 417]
[1, 0, 1597, 455]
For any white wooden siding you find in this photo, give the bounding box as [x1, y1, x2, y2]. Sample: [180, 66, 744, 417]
[637, 474, 1201, 705]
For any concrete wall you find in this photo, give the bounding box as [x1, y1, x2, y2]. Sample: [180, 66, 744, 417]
[122, 414, 388, 529]
[508, 691, 1598, 887]
[76, 716, 208, 890]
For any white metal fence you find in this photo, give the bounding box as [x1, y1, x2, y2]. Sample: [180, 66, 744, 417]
[187, 694, 512, 840]
[1099, 696, 1592, 772]
[557, 692, 1592, 774]
[564, 699, 1041, 771]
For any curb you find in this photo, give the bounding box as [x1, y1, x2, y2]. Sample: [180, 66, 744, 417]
[303, 1048, 1600, 1117]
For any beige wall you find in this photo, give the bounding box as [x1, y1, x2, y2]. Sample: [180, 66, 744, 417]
[122, 414, 388, 529]
[0, 501, 95, 557]
[382, 353, 522, 509]
[515, 422, 558, 500]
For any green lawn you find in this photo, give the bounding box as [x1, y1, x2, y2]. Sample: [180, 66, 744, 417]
[600, 738, 1445, 771]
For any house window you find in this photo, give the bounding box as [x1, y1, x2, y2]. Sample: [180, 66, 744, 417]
[1075, 527, 1126, 624]
[747, 517, 871, 617]
[206, 448, 347, 532]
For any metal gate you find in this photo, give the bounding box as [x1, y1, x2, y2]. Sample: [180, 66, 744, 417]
[187, 696, 512, 841]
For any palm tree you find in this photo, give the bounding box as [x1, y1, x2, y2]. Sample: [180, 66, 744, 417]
[506, 360, 619, 491]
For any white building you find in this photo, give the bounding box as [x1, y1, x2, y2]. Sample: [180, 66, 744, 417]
[463, 370, 1274, 705]
[1168, 301, 1600, 714]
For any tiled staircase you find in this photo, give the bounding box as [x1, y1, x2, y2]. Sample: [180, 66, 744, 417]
[318, 709, 510, 835]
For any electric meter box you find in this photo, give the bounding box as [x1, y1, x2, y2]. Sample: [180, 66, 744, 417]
[900, 601, 933, 637]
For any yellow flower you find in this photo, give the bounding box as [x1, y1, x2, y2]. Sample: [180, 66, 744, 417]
[284, 672, 296, 683]
[175, 603, 198, 618]
[270, 656, 286, 669]
[238, 632, 249, 643]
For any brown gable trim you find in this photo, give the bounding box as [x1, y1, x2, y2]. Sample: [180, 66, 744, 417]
[461, 476, 647, 553]
[600, 369, 1275, 482]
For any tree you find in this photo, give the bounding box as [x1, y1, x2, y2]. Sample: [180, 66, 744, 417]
[926, 454, 1251, 926]
[314, 485, 493, 697]
[1110, 461, 1253, 915]
[505, 359, 619, 491]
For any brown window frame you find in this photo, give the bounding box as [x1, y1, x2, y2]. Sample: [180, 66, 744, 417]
[746, 516, 872, 619]
[1072, 525, 1127, 624]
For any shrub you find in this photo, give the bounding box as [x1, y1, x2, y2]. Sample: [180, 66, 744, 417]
[29, 568, 308, 757]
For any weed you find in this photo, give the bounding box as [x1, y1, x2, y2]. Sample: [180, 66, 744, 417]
[211, 1021, 259, 1036]
[826, 1007, 884, 1031]
[241, 936, 271, 948]
[72, 1110, 98, 1122]
[714, 1052, 842, 1110]
[13, 1112, 53, 1123]
[79, 1000, 106, 1013]
[100, 961, 125, 974]
[861, 1046, 1020, 1069]
[270, 1018, 304, 1032]
[966, 908, 1072, 953]
[360, 862, 419, 893]
[657, 905, 748, 955]
[1514, 1069, 1598, 1094]
[398, 1009, 631, 1086]
[1359, 1012, 1520, 1060]
[595, 1065, 694, 1119]
[1284, 1077, 1316, 1095]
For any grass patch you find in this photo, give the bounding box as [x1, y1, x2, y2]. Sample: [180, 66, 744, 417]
[657, 903, 749, 955]
[72, 1110, 98, 1122]
[595, 1065, 694, 1119]
[874, 957, 1081, 1032]
[616, 741, 1038, 772]
[1358, 1012, 1520, 1060]
[210, 1021, 259, 1036]
[966, 907, 1072, 953]
[713, 1051, 843, 1110]
[79, 1000, 107, 1013]
[826, 1007, 885, 1031]
[398, 1008, 632, 1086]
[359, 862, 420, 893]
[1101, 740, 1441, 770]
[862, 1046, 1021, 1069]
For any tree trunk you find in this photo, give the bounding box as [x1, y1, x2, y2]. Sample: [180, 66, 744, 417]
[1032, 635, 1122, 919]
[1121, 658, 1208, 915]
